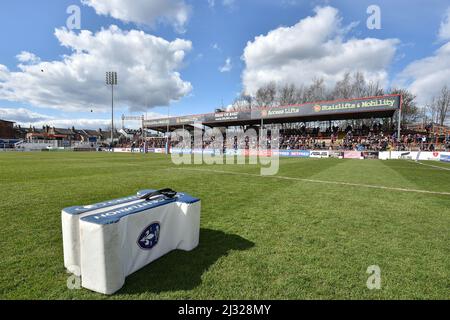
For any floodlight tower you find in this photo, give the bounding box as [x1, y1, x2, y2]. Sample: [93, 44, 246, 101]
[106, 71, 118, 144]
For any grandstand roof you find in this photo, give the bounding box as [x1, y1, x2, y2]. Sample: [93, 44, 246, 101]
[144, 95, 401, 132]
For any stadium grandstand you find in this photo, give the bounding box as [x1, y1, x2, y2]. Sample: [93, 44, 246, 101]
[1, 95, 450, 154]
[141, 95, 450, 154]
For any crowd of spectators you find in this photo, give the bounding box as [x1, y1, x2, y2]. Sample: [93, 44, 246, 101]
[118, 123, 450, 152]
[277, 124, 449, 151]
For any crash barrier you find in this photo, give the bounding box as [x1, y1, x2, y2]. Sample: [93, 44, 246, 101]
[62, 189, 201, 294]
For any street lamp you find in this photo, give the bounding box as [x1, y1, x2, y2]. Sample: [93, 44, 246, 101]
[106, 71, 118, 144]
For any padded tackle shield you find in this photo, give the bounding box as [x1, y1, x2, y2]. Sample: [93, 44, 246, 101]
[61, 190, 154, 273]
[63, 191, 201, 295]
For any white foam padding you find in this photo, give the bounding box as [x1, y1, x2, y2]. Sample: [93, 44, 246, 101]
[62, 192, 201, 295]
[61, 190, 154, 273]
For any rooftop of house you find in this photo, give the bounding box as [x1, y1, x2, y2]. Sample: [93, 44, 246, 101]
[0, 119, 15, 124]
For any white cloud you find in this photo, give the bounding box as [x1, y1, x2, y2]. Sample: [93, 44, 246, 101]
[219, 57, 232, 72]
[0, 107, 50, 124]
[222, 0, 235, 7]
[0, 107, 165, 130]
[25, 118, 112, 130]
[396, 42, 450, 105]
[0, 26, 192, 113]
[0, 107, 111, 129]
[16, 51, 40, 64]
[208, 0, 235, 9]
[241, 6, 399, 95]
[81, 0, 191, 33]
[438, 8, 450, 41]
[395, 10, 450, 105]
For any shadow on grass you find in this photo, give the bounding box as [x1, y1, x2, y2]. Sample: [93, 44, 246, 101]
[116, 228, 254, 295]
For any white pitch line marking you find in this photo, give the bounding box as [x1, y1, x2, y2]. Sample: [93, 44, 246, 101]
[173, 167, 450, 196]
[411, 161, 450, 171]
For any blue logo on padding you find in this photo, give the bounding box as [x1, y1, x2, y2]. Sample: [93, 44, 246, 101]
[138, 223, 160, 250]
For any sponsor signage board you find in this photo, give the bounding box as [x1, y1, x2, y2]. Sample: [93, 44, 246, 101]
[379, 151, 450, 161]
[440, 154, 450, 163]
[344, 151, 362, 159]
[144, 95, 401, 128]
[310, 150, 330, 158]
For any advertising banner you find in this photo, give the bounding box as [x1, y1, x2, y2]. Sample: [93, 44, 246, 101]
[144, 95, 401, 129]
[344, 151, 362, 159]
[379, 151, 450, 161]
[275, 150, 310, 158]
[310, 150, 330, 158]
[362, 151, 380, 159]
[252, 96, 400, 120]
[440, 153, 450, 163]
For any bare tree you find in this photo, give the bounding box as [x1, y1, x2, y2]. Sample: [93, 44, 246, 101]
[278, 84, 297, 106]
[389, 88, 419, 124]
[304, 78, 327, 102]
[350, 71, 367, 98]
[425, 98, 438, 124]
[294, 85, 306, 104]
[230, 93, 254, 111]
[364, 81, 384, 97]
[434, 86, 450, 126]
[332, 72, 352, 99]
[255, 82, 277, 107]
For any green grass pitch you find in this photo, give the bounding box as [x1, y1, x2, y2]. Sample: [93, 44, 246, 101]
[0, 152, 449, 299]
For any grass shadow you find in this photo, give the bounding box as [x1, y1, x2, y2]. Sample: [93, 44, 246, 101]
[116, 228, 254, 295]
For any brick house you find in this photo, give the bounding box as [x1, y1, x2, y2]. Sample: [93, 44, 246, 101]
[0, 119, 15, 139]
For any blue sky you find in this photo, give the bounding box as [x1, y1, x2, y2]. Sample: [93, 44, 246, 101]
[0, 0, 449, 129]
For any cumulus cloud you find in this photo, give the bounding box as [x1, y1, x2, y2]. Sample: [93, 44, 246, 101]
[0, 107, 50, 124]
[241, 6, 399, 95]
[81, 0, 191, 33]
[0, 107, 165, 129]
[396, 42, 450, 105]
[395, 9, 450, 105]
[30, 118, 117, 130]
[219, 58, 232, 72]
[0, 107, 110, 129]
[16, 51, 40, 64]
[0, 26, 192, 113]
[438, 8, 450, 41]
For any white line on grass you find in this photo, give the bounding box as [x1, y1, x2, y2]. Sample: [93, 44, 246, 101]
[174, 168, 450, 196]
[410, 161, 450, 171]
